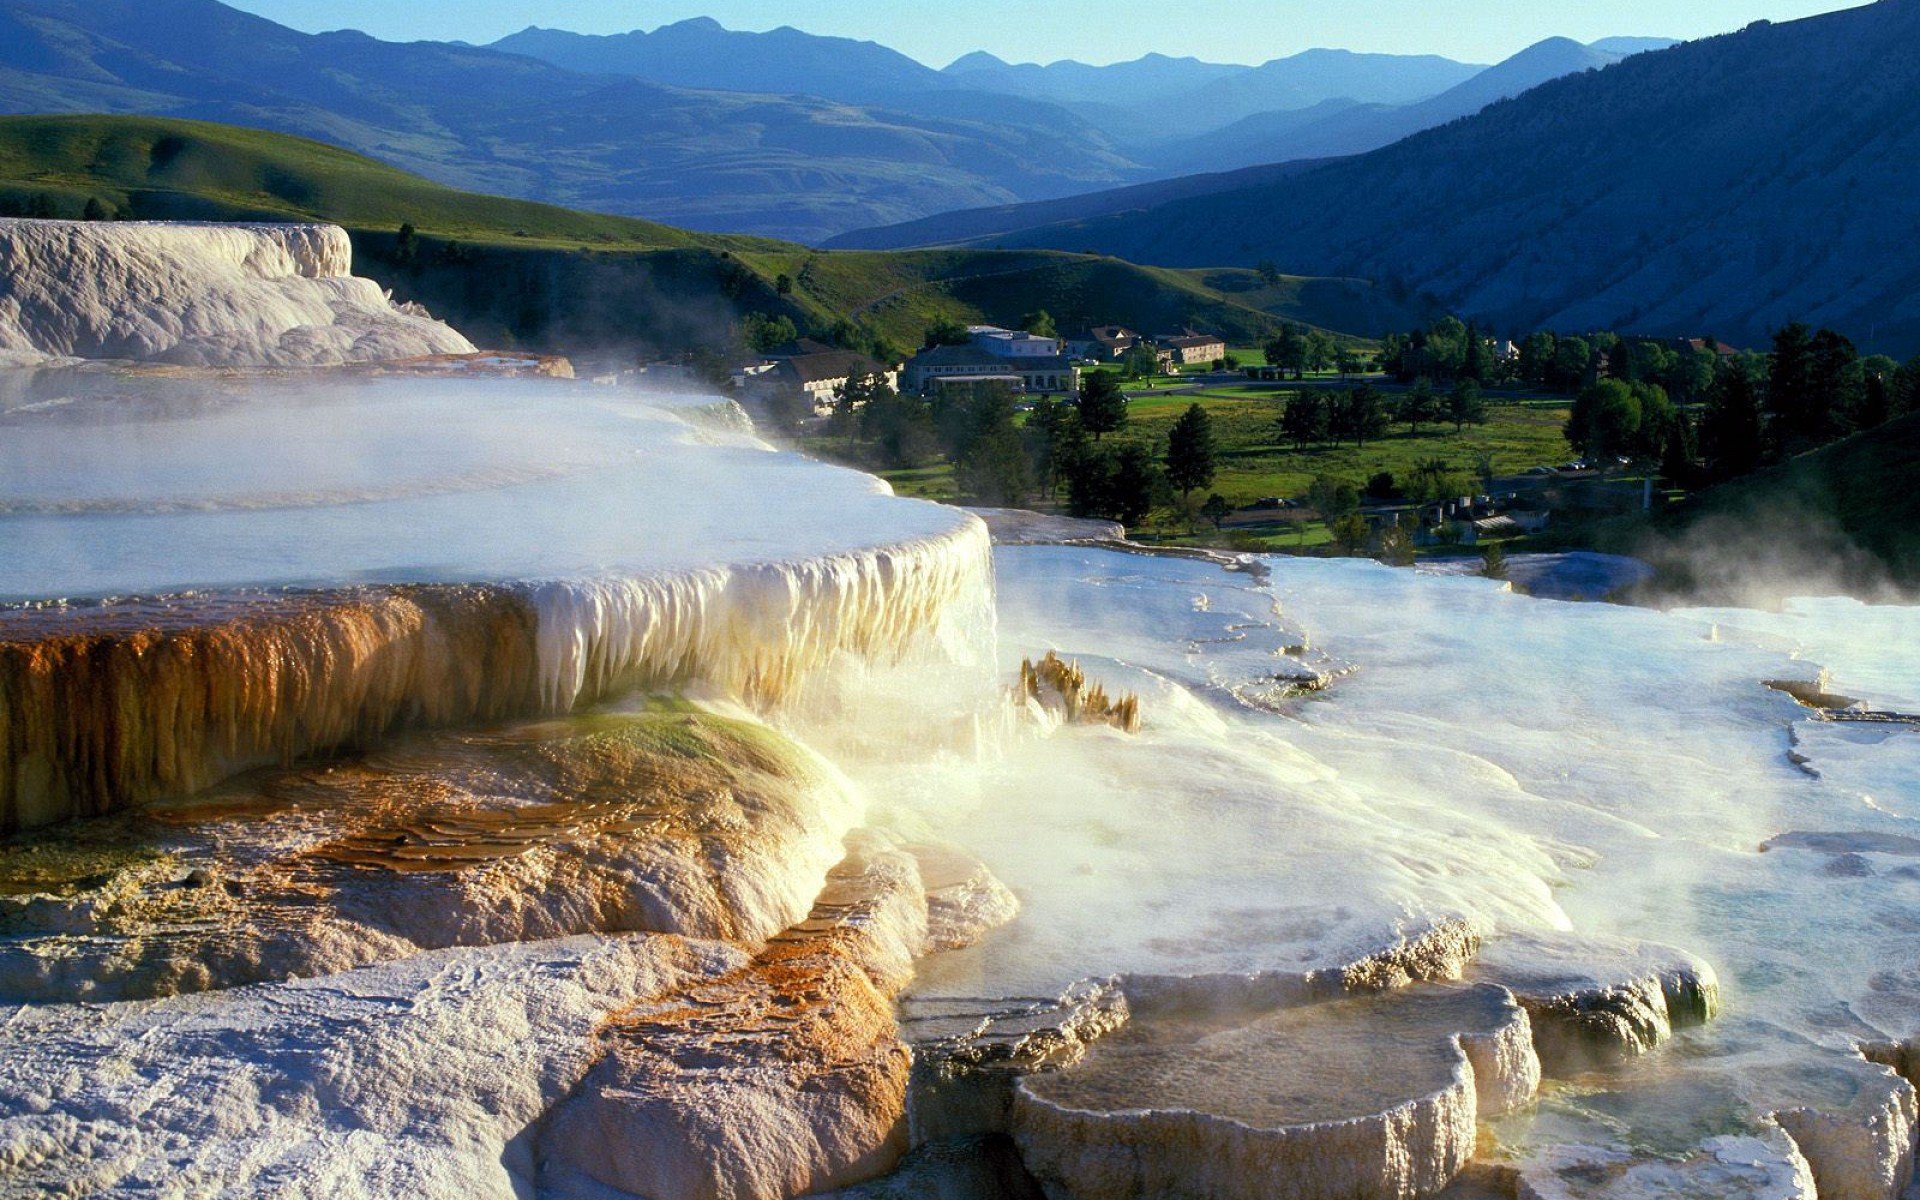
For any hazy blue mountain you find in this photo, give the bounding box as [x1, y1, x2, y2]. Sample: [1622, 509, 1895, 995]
[0, 0, 1140, 241]
[490, 18, 947, 102]
[1150, 37, 1632, 171]
[1178, 48, 1483, 127]
[823, 158, 1333, 251]
[927, 4, 1920, 353]
[937, 45, 1483, 144]
[940, 50, 1249, 105]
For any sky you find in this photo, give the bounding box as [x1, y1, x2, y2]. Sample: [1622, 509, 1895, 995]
[222, 0, 1856, 66]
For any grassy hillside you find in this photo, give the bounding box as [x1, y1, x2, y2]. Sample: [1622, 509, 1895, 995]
[0, 114, 770, 252]
[1592, 413, 1920, 601]
[0, 114, 1405, 356]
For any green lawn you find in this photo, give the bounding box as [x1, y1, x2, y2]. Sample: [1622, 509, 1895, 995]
[826, 392, 1574, 545]
[1105, 392, 1573, 510]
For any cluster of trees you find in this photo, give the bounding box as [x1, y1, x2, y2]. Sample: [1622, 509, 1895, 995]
[1273, 381, 1485, 450]
[1379, 317, 1502, 385]
[822, 367, 1224, 531]
[1277, 387, 1386, 448]
[1263, 325, 1363, 380]
[0, 192, 122, 220]
[828, 375, 1032, 505]
[1567, 323, 1918, 485]
[741, 311, 798, 353]
[1382, 319, 1726, 403]
[1384, 314, 1917, 487]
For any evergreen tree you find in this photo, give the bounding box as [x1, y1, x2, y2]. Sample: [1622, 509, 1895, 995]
[1610, 339, 1637, 382]
[1659, 412, 1697, 486]
[830, 372, 891, 446]
[393, 222, 420, 266]
[1164, 404, 1218, 502]
[1481, 542, 1509, 580]
[1065, 447, 1115, 520]
[1400, 378, 1439, 434]
[1808, 327, 1860, 441]
[1765, 322, 1817, 455]
[1446, 379, 1487, 432]
[1077, 371, 1129, 440]
[1858, 372, 1892, 430]
[1894, 356, 1920, 419]
[955, 423, 1031, 505]
[1280, 391, 1329, 448]
[1265, 326, 1308, 380]
[82, 196, 112, 221]
[1462, 320, 1487, 383]
[1201, 494, 1233, 530]
[1333, 387, 1387, 447]
[1110, 444, 1159, 528]
[1699, 368, 1764, 480]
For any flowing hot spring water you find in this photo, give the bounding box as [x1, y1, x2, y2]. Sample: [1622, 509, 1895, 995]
[2, 370, 1919, 1199]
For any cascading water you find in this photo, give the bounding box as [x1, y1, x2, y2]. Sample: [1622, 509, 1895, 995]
[0, 377, 995, 831]
[3, 348, 1919, 1198]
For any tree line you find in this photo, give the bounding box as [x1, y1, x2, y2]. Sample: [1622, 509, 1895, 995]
[1378, 315, 1917, 484]
[1566, 324, 1916, 485]
[819, 369, 1222, 531]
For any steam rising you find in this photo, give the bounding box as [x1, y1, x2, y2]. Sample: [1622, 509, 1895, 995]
[0, 377, 993, 830]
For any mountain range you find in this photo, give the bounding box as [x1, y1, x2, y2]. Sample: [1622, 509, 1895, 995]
[0, 0, 1135, 242]
[0, 0, 1672, 242]
[837, 2, 1920, 354]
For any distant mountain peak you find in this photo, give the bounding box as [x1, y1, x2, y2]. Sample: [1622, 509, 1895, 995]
[945, 50, 1012, 71]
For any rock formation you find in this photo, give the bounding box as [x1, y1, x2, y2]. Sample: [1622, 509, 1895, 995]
[1470, 932, 1719, 1072]
[539, 834, 1017, 1200]
[1013, 982, 1539, 1200]
[0, 708, 863, 1002]
[1017, 652, 1143, 734]
[0, 220, 474, 366]
[0, 520, 994, 833]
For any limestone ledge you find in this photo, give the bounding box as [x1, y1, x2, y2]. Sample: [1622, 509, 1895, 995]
[539, 832, 1019, 1200]
[0, 709, 861, 1003]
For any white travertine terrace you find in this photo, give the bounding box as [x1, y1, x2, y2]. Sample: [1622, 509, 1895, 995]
[0, 382, 994, 831]
[0, 219, 475, 366]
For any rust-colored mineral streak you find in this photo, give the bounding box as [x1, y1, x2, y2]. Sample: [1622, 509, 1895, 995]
[0, 587, 539, 833]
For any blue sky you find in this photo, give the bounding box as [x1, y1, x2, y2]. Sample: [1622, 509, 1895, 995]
[224, 0, 1856, 65]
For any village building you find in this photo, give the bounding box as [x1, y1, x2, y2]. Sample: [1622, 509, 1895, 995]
[903, 343, 1081, 396]
[764, 350, 894, 416]
[967, 325, 1064, 358]
[1153, 330, 1227, 366]
[1064, 325, 1142, 361]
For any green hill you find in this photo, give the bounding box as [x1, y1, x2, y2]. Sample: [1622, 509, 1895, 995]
[0, 114, 768, 252]
[0, 114, 1410, 356]
[1595, 413, 1920, 602]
